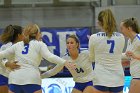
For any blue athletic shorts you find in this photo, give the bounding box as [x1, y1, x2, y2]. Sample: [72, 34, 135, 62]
[133, 78, 140, 80]
[9, 84, 41, 93]
[74, 81, 93, 92]
[94, 85, 123, 92]
[0, 74, 8, 86]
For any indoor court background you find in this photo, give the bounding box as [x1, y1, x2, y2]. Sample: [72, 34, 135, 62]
[0, 0, 140, 93]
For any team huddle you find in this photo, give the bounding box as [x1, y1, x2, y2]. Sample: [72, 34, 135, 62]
[0, 9, 140, 93]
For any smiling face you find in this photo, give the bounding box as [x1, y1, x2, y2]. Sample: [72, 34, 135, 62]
[66, 37, 79, 52]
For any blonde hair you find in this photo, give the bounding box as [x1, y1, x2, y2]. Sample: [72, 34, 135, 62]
[122, 18, 140, 34]
[23, 24, 40, 44]
[98, 9, 117, 37]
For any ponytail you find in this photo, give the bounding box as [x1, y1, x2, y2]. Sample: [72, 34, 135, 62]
[23, 24, 40, 44]
[98, 9, 117, 37]
[0, 25, 22, 44]
[122, 17, 140, 34]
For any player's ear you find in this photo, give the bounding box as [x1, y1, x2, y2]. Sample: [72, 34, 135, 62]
[77, 43, 80, 49]
[128, 27, 132, 31]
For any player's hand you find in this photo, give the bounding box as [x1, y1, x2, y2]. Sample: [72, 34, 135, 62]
[64, 61, 76, 70]
[125, 51, 137, 59]
[5, 61, 20, 70]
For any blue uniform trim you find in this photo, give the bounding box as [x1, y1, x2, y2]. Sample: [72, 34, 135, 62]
[114, 32, 121, 36]
[94, 85, 123, 92]
[97, 32, 107, 37]
[9, 84, 41, 93]
[0, 74, 8, 86]
[136, 34, 140, 40]
[96, 32, 121, 37]
[74, 81, 93, 92]
[133, 78, 140, 80]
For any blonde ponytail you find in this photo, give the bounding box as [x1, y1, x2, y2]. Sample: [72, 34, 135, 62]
[122, 18, 140, 34]
[23, 24, 40, 44]
[98, 9, 117, 37]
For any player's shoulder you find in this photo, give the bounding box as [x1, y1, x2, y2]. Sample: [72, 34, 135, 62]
[90, 32, 104, 37]
[13, 41, 24, 47]
[62, 53, 70, 60]
[96, 32, 107, 36]
[135, 34, 140, 41]
[38, 41, 48, 47]
[112, 32, 125, 40]
[91, 32, 108, 39]
[14, 40, 44, 48]
[113, 32, 124, 37]
[91, 32, 124, 37]
[133, 34, 140, 45]
[80, 49, 89, 55]
[90, 32, 101, 40]
[78, 50, 89, 58]
[29, 40, 45, 45]
[1, 42, 12, 50]
[90, 32, 109, 42]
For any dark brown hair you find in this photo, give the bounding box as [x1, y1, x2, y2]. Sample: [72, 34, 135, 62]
[0, 25, 22, 44]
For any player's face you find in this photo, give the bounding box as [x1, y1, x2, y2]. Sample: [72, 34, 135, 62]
[66, 38, 78, 52]
[120, 22, 129, 37]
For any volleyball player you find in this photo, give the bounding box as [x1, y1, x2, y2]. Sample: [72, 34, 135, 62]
[89, 9, 125, 93]
[0, 24, 71, 93]
[0, 25, 22, 93]
[42, 34, 94, 93]
[120, 17, 140, 93]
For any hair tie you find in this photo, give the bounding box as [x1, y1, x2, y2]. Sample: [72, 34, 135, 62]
[131, 17, 134, 21]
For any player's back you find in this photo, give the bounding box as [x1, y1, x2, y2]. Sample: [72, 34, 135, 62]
[7, 40, 45, 85]
[13, 40, 42, 68]
[89, 32, 125, 86]
[0, 42, 13, 77]
[90, 32, 125, 67]
[0, 39, 65, 85]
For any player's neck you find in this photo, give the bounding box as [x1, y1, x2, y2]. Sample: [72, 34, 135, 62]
[129, 32, 137, 42]
[69, 50, 79, 60]
[13, 39, 20, 44]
